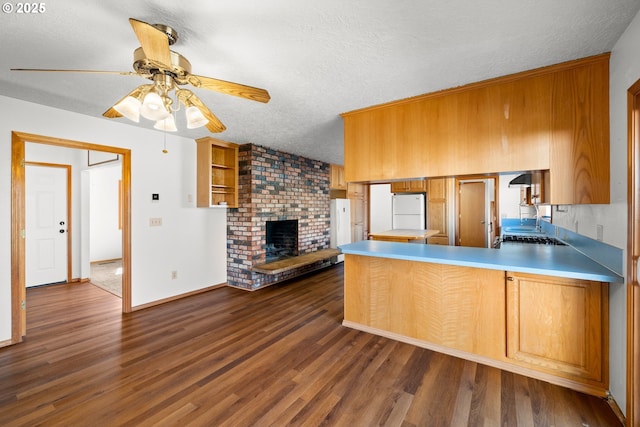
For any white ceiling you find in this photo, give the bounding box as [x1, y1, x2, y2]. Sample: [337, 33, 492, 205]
[2, 1, 639, 164]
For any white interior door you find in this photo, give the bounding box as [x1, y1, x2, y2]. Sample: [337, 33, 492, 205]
[26, 165, 68, 287]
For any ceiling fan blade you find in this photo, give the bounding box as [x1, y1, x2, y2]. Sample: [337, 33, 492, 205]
[129, 18, 172, 66]
[103, 84, 153, 118]
[187, 74, 270, 103]
[11, 68, 137, 76]
[176, 89, 226, 133]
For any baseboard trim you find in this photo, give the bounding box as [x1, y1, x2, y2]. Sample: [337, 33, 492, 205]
[605, 391, 626, 425]
[131, 283, 227, 311]
[0, 338, 17, 349]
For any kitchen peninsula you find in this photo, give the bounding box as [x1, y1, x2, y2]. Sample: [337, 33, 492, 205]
[338, 53, 617, 398]
[339, 239, 622, 397]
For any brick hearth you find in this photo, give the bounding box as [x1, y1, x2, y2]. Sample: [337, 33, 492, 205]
[226, 144, 331, 290]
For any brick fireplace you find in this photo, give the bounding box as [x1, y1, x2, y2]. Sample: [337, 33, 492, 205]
[227, 144, 331, 290]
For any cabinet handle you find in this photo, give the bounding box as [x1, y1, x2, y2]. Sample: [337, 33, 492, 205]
[507, 276, 514, 281]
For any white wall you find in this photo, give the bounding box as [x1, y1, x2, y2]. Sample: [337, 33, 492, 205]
[499, 173, 524, 220]
[551, 9, 640, 414]
[0, 95, 228, 342]
[89, 164, 122, 262]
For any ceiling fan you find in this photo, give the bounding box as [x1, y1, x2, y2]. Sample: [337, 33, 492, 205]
[11, 18, 271, 133]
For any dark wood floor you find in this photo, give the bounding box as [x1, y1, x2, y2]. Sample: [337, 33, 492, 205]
[0, 264, 622, 426]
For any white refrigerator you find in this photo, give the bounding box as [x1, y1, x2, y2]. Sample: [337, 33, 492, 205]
[330, 199, 351, 263]
[392, 194, 426, 229]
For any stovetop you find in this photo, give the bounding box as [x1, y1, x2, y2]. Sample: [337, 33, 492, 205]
[501, 234, 566, 245]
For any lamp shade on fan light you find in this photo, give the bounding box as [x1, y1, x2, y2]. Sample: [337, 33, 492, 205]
[185, 106, 209, 129]
[113, 96, 141, 122]
[140, 92, 170, 121]
[153, 114, 177, 132]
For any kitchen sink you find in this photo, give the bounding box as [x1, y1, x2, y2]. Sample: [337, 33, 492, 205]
[503, 226, 542, 234]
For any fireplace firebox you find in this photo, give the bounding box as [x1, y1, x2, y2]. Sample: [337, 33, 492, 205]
[265, 220, 298, 262]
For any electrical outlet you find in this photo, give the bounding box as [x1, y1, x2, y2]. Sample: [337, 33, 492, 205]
[596, 224, 604, 241]
[149, 218, 162, 227]
[171, 271, 178, 280]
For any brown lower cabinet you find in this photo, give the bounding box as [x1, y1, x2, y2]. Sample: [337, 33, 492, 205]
[506, 272, 608, 386]
[343, 254, 609, 396]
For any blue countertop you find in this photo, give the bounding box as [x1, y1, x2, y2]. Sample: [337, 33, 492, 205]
[339, 240, 624, 283]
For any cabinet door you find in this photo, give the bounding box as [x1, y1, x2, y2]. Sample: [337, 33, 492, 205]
[407, 180, 426, 192]
[390, 181, 407, 193]
[506, 272, 607, 383]
[427, 177, 447, 199]
[549, 57, 610, 204]
[391, 180, 425, 193]
[426, 178, 448, 244]
[330, 164, 346, 190]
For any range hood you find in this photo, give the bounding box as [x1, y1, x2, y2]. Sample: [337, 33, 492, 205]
[508, 173, 532, 186]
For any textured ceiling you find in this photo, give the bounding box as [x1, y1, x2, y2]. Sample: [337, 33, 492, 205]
[2, 0, 639, 164]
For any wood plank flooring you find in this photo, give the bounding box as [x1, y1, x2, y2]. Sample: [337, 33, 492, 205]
[0, 264, 622, 426]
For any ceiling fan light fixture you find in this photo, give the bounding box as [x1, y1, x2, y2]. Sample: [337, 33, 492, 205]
[185, 106, 209, 129]
[153, 114, 177, 132]
[113, 96, 141, 122]
[140, 91, 170, 121]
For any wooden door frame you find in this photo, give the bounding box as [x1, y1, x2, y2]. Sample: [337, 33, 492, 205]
[25, 162, 73, 285]
[627, 79, 640, 427]
[11, 131, 132, 344]
[455, 175, 499, 247]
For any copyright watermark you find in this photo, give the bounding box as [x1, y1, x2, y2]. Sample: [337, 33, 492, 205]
[2, 3, 46, 13]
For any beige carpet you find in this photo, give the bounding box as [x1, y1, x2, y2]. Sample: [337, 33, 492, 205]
[90, 259, 122, 298]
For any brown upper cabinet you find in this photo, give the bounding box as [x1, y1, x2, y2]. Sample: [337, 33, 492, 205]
[341, 53, 610, 205]
[330, 164, 346, 190]
[390, 179, 426, 193]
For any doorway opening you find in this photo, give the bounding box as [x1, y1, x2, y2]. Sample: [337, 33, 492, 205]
[10, 131, 132, 344]
[87, 164, 123, 298]
[455, 176, 498, 248]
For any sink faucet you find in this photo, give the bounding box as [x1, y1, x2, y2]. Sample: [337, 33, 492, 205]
[534, 204, 540, 231]
[518, 202, 541, 231]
